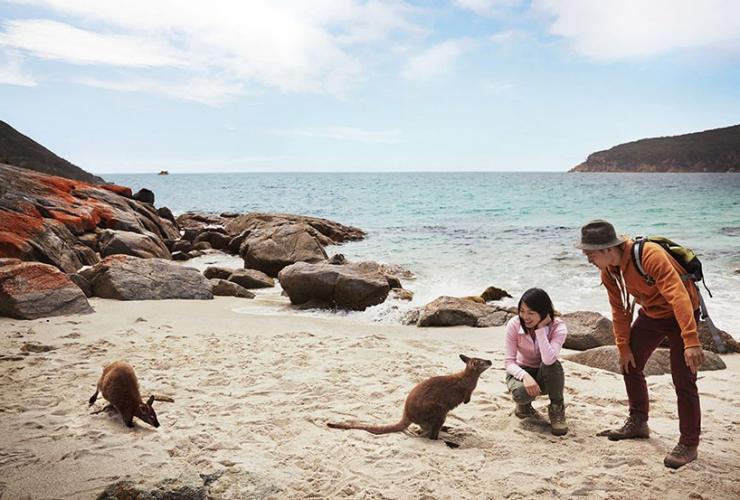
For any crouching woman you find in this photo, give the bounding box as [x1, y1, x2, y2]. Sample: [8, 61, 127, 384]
[504, 287, 569, 436]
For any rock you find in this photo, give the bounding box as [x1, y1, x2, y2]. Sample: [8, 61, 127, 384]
[659, 321, 740, 354]
[278, 261, 390, 311]
[194, 230, 231, 251]
[157, 206, 177, 226]
[209, 279, 255, 298]
[228, 269, 274, 289]
[69, 273, 92, 297]
[477, 310, 511, 327]
[172, 240, 193, 253]
[203, 266, 235, 280]
[86, 255, 213, 300]
[132, 188, 155, 204]
[241, 223, 328, 277]
[561, 311, 615, 350]
[176, 212, 228, 231]
[191, 241, 212, 252]
[182, 228, 200, 241]
[171, 251, 190, 261]
[417, 296, 513, 327]
[0, 258, 22, 267]
[98, 229, 171, 259]
[401, 308, 421, 325]
[20, 342, 57, 353]
[225, 212, 365, 244]
[77, 232, 99, 251]
[97, 480, 206, 500]
[390, 288, 414, 301]
[480, 285, 512, 302]
[564, 346, 726, 375]
[0, 262, 93, 319]
[327, 254, 346, 265]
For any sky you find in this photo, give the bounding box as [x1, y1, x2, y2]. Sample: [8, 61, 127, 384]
[1, 0, 739, 173]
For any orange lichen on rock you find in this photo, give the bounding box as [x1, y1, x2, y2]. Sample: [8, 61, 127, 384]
[0, 210, 45, 257]
[0, 262, 72, 294]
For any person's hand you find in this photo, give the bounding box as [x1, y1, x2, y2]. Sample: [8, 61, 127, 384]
[536, 314, 552, 330]
[620, 349, 636, 374]
[684, 346, 704, 374]
[523, 374, 541, 397]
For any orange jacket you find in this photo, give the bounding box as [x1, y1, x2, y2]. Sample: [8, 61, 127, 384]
[600, 239, 700, 356]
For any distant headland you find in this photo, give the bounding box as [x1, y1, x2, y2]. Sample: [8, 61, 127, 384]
[570, 124, 739, 173]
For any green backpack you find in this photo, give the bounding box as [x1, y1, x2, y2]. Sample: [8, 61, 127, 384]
[632, 236, 725, 353]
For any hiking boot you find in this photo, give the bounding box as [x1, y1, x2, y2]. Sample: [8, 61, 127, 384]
[514, 403, 540, 419]
[548, 403, 568, 436]
[605, 416, 650, 441]
[664, 443, 698, 469]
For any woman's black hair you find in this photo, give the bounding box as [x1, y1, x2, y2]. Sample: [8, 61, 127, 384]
[518, 288, 555, 331]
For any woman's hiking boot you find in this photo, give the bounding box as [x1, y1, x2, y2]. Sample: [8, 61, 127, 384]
[547, 403, 568, 436]
[514, 403, 540, 419]
[663, 443, 698, 469]
[604, 416, 650, 441]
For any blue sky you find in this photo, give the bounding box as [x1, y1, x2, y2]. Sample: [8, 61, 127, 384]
[1, 0, 739, 173]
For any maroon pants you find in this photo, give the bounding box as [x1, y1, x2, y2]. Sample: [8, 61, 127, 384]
[624, 310, 701, 447]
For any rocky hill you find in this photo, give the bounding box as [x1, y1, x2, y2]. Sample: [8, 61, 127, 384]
[570, 124, 740, 173]
[0, 120, 105, 183]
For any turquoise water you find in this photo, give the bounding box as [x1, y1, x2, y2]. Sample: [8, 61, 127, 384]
[105, 172, 740, 334]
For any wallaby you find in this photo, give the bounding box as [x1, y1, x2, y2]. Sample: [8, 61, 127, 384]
[327, 354, 492, 443]
[89, 361, 165, 428]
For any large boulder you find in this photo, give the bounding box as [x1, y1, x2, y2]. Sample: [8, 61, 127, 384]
[278, 261, 390, 311]
[82, 255, 212, 300]
[225, 212, 365, 243]
[416, 296, 514, 327]
[241, 223, 328, 277]
[203, 266, 235, 280]
[561, 311, 615, 350]
[228, 269, 274, 289]
[98, 229, 171, 259]
[564, 346, 726, 376]
[659, 321, 740, 354]
[0, 261, 93, 319]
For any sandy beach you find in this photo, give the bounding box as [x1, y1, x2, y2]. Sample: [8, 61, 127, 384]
[0, 296, 738, 499]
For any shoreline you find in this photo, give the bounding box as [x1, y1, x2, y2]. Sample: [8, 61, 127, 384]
[1, 298, 739, 499]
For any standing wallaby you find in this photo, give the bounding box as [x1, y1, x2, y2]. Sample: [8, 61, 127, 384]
[89, 361, 160, 428]
[327, 354, 492, 441]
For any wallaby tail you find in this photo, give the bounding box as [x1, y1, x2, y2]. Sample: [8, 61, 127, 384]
[327, 416, 410, 435]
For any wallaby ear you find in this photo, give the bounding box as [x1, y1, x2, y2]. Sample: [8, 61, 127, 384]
[459, 354, 470, 363]
[146, 395, 154, 406]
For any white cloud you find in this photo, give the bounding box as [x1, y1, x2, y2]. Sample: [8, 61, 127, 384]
[0, 0, 421, 101]
[401, 38, 475, 81]
[534, 0, 740, 60]
[290, 126, 402, 144]
[0, 53, 36, 86]
[453, 0, 522, 16]
[74, 76, 246, 105]
[0, 20, 189, 67]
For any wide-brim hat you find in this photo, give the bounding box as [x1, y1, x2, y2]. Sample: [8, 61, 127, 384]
[575, 219, 627, 250]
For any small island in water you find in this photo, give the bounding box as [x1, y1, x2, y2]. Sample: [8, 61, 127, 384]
[570, 124, 739, 173]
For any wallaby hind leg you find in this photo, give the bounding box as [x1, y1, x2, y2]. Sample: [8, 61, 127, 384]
[88, 390, 99, 406]
[429, 416, 447, 441]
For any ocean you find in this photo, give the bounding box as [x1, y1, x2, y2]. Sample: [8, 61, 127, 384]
[104, 172, 740, 336]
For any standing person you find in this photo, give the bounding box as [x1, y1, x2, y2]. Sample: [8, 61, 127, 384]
[576, 219, 704, 469]
[504, 288, 569, 436]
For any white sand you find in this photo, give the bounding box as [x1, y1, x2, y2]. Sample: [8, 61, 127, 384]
[1, 297, 738, 499]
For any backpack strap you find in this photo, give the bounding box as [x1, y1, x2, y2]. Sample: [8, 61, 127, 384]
[696, 288, 726, 354]
[632, 237, 655, 285]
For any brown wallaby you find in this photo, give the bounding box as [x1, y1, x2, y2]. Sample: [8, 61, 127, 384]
[89, 361, 162, 428]
[327, 354, 492, 442]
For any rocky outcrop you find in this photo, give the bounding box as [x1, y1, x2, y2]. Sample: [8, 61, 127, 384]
[564, 346, 726, 375]
[416, 296, 515, 327]
[0, 163, 178, 273]
[561, 311, 615, 351]
[80, 255, 213, 300]
[570, 124, 740, 173]
[278, 261, 390, 311]
[0, 261, 93, 319]
[0, 120, 105, 184]
[225, 212, 365, 244]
